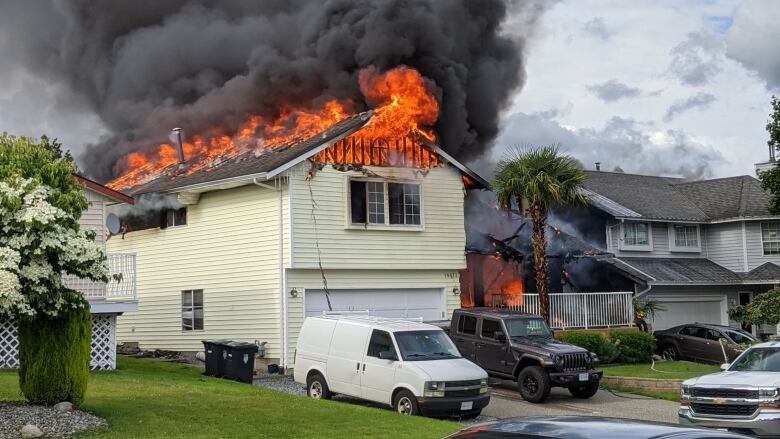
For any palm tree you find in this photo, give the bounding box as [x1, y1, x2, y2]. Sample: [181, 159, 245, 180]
[493, 145, 588, 324]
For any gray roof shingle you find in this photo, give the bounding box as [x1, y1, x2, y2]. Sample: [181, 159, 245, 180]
[740, 262, 780, 282]
[617, 257, 742, 284]
[583, 171, 771, 222]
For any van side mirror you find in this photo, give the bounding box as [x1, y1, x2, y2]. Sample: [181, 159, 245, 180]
[379, 350, 398, 361]
[495, 331, 507, 343]
[720, 363, 730, 371]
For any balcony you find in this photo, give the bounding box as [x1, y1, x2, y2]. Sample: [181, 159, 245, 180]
[62, 252, 138, 314]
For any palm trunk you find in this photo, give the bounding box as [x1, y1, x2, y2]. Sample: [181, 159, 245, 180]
[530, 201, 550, 324]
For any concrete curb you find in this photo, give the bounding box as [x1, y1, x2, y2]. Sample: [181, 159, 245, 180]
[601, 376, 683, 392]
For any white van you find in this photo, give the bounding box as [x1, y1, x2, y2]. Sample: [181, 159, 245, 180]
[293, 315, 490, 417]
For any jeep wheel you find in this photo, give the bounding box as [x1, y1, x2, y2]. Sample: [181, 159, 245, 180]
[306, 373, 332, 400]
[569, 382, 599, 399]
[518, 366, 551, 403]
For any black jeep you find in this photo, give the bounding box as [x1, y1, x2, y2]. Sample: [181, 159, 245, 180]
[446, 308, 602, 403]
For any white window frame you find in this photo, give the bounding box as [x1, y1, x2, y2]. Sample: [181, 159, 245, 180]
[181, 289, 204, 332]
[668, 223, 702, 252]
[761, 221, 780, 256]
[165, 207, 188, 228]
[346, 178, 424, 231]
[619, 221, 653, 251]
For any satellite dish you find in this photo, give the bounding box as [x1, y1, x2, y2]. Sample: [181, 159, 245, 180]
[106, 213, 122, 235]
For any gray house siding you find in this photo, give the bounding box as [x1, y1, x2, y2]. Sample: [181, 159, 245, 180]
[745, 221, 780, 271]
[703, 222, 745, 272]
[608, 221, 703, 258]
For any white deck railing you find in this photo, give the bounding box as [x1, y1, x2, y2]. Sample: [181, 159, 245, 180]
[492, 292, 634, 329]
[62, 253, 137, 301]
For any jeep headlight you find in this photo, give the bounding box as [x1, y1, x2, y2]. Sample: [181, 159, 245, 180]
[553, 354, 565, 368]
[480, 378, 488, 394]
[423, 381, 446, 398]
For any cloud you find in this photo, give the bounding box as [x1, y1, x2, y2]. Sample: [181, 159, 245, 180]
[669, 31, 724, 86]
[663, 92, 716, 122]
[726, 0, 780, 90]
[476, 110, 724, 180]
[582, 17, 610, 40]
[586, 79, 642, 102]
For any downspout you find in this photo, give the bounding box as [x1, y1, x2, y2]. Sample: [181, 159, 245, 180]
[254, 177, 288, 370]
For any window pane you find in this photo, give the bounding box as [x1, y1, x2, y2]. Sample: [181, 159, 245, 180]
[763, 222, 780, 255]
[388, 183, 404, 225]
[459, 315, 477, 335]
[389, 183, 421, 225]
[193, 290, 203, 307]
[182, 308, 193, 331]
[674, 225, 698, 247]
[481, 319, 502, 338]
[367, 182, 385, 224]
[350, 181, 367, 224]
[193, 308, 204, 330]
[182, 290, 192, 307]
[367, 330, 395, 357]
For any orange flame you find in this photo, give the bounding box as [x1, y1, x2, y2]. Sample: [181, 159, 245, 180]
[500, 279, 524, 306]
[107, 65, 439, 191]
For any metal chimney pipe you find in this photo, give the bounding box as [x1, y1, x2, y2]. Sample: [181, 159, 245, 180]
[595, 162, 601, 171]
[171, 128, 185, 164]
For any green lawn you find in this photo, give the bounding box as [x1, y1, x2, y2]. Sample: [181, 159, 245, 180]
[0, 357, 460, 438]
[602, 361, 719, 380]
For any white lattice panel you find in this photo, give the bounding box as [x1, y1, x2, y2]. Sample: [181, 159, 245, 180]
[0, 314, 117, 370]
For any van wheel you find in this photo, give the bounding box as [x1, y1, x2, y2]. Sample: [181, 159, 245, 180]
[307, 373, 332, 400]
[569, 382, 599, 399]
[393, 390, 420, 416]
[518, 366, 551, 403]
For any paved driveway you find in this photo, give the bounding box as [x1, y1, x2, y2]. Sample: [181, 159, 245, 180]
[484, 379, 679, 424]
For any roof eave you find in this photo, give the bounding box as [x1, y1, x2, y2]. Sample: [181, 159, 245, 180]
[420, 140, 491, 190]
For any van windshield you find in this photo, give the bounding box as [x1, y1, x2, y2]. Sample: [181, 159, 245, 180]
[394, 330, 461, 361]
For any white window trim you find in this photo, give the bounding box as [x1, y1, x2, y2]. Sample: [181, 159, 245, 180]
[668, 223, 702, 253]
[181, 289, 205, 332]
[345, 177, 425, 231]
[760, 221, 780, 256]
[619, 221, 653, 251]
[164, 207, 188, 229]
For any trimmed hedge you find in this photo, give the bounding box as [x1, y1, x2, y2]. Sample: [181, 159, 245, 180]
[557, 331, 619, 364]
[609, 329, 656, 364]
[18, 307, 92, 406]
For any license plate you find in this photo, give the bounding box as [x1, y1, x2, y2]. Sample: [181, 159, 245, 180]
[460, 401, 473, 411]
[579, 373, 589, 382]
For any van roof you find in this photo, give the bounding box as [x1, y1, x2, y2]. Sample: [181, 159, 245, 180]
[310, 315, 440, 332]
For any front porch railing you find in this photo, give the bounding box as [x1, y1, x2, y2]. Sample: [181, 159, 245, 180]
[492, 292, 634, 329]
[62, 252, 137, 301]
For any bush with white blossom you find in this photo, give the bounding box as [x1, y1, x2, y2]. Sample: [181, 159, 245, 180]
[0, 176, 110, 318]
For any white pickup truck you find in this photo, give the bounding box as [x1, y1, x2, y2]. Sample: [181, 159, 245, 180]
[679, 340, 780, 438]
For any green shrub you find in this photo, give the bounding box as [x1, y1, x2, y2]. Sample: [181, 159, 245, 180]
[609, 329, 655, 364]
[557, 331, 619, 364]
[18, 307, 92, 406]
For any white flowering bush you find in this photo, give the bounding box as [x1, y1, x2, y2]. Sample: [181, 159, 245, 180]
[0, 177, 110, 319]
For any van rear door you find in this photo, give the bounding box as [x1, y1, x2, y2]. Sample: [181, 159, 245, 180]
[326, 321, 371, 397]
[361, 329, 399, 404]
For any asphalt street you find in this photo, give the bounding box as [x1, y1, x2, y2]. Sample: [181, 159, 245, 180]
[483, 379, 680, 424]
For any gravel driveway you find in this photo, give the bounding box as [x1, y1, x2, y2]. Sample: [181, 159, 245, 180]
[484, 379, 679, 423]
[255, 375, 679, 424]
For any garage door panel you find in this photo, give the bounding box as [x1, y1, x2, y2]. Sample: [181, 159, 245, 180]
[649, 296, 725, 330]
[305, 288, 443, 321]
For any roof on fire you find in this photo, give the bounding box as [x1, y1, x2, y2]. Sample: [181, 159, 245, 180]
[582, 171, 772, 222]
[125, 110, 489, 196]
[610, 257, 780, 285]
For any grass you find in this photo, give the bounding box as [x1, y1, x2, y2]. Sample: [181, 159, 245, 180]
[600, 361, 720, 402]
[601, 361, 719, 380]
[0, 357, 461, 438]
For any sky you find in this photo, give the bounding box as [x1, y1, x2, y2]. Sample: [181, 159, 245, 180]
[0, 1, 778, 180]
[487, 0, 780, 179]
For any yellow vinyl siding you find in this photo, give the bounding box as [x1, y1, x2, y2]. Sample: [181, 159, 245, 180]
[288, 164, 466, 270]
[285, 268, 461, 365]
[107, 184, 284, 358]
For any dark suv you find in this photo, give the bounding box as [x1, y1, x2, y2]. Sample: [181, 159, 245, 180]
[447, 308, 602, 403]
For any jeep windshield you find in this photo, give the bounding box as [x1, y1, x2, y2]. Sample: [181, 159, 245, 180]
[394, 330, 461, 361]
[729, 347, 780, 372]
[505, 317, 553, 339]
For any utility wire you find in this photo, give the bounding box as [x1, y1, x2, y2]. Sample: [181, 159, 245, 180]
[308, 178, 332, 311]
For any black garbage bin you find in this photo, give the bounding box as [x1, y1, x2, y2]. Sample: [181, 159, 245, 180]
[225, 342, 259, 383]
[202, 340, 230, 377]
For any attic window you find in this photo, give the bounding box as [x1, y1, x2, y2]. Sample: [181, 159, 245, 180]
[349, 179, 422, 227]
[164, 207, 187, 228]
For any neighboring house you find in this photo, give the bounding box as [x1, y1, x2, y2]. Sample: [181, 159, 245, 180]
[105, 112, 489, 370]
[0, 175, 138, 370]
[579, 170, 780, 337]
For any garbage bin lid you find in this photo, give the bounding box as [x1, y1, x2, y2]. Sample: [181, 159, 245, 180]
[203, 339, 232, 346]
[226, 341, 259, 352]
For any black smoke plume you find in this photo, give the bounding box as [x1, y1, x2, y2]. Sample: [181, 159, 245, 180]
[1, 0, 540, 182]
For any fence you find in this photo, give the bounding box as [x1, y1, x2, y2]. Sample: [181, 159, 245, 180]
[62, 252, 137, 301]
[492, 292, 634, 329]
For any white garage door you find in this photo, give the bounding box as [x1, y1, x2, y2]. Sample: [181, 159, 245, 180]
[649, 295, 726, 330]
[305, 288, 444, 321]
